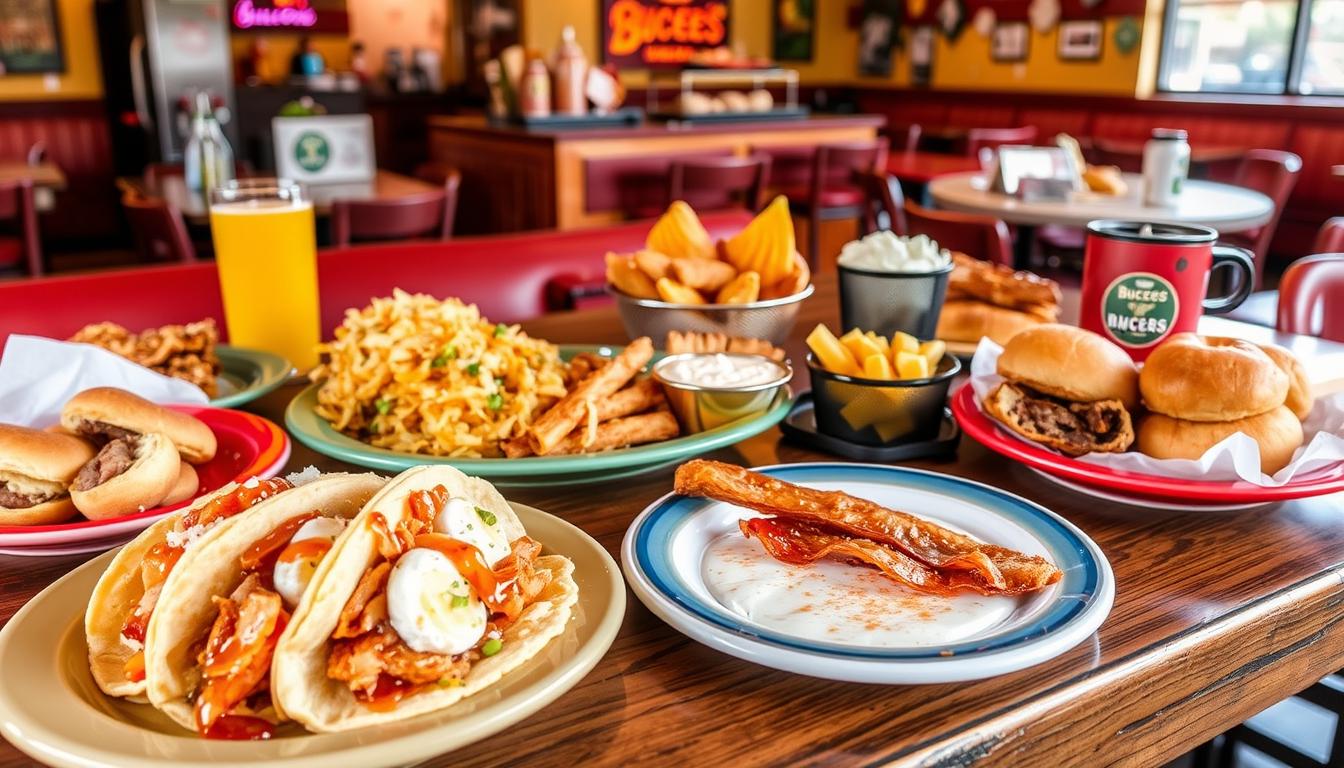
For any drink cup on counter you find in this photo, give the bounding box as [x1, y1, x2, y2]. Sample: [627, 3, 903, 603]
[209, 178, 320, 371]
[836, 232, 953, 339]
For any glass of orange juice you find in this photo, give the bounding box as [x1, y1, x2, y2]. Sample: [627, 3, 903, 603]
[209, 178, 319, 371]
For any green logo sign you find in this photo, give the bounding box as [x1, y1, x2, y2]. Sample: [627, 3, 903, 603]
[294, 131, 330, 172]
[1101, 272, 1180, 348]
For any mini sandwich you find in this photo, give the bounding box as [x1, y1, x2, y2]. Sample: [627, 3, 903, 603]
[0, 424, 96, 526]
[983, 324, 1139, 456]
[143, 473, 386, 739]
[86, 476, 297, 698]
[62, 388, 217, 519]
[271, 466, 578, 732]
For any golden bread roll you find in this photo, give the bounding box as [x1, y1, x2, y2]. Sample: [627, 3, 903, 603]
[996, 323, 1139, 410]
[1139, 334, 1288, 422]
[61, 387, 217, 463]
[0, 424, 95, 526]
[1258, 344, 1313, 420]
[69, 432, 181, 520]
[1137, 406, 1303, 475]
[935, 300, 1044, 346]
[161, 461, 200, 507]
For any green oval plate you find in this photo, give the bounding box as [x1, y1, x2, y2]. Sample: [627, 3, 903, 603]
[284, 345, 792, 486]
[212, 345, 293, 409]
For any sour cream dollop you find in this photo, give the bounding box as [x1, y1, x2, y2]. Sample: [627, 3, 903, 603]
[837, 232, 951, 273]
[656, 353, 787, 389]
[272, 515, 348, 608]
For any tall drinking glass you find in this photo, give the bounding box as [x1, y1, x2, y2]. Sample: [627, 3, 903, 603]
[209, 179, 319, 371]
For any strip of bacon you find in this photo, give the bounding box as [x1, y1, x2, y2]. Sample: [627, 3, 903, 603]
[740, 518, 1060, 595]
[676, 460, 1060, 593]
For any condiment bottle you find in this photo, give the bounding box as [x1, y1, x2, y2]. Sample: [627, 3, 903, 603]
[553, 25, 588, 116]
[520, 59, 552, 118]
[1142, 128, 1190, 207]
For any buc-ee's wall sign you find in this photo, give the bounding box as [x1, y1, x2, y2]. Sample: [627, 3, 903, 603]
[603, 0, 730, 68]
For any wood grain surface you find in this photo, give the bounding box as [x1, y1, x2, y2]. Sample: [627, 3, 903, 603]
[2, 276, 1343, 767]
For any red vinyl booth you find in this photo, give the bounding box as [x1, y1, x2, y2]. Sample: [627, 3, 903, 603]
[0, 212, 751, 350]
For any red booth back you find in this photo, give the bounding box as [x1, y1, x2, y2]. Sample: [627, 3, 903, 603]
[0, 212, 752, 350]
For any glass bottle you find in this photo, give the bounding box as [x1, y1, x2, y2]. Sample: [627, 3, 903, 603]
[184, 91, 235, 194]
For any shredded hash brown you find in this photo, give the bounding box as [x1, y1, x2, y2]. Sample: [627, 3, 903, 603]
[311, 291, 567, 458]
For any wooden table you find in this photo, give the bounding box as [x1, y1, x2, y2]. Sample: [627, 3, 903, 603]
[121, 170, 441, 226]
[3, 276, 1344, 767]
[885, 151, 982, 185]
[0, 162, 66, 212]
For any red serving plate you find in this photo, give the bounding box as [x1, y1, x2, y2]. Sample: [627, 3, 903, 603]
[951, 385, 1344, 504]
[0, 405, 291, 553]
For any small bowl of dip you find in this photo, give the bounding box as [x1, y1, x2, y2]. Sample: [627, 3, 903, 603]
[652, 353, 792, 433]
[837, 232, 953, 340]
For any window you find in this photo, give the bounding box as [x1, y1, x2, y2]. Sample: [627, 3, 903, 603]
[1159, 0, 1344, 96]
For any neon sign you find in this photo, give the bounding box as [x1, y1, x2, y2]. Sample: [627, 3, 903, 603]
[233, 0, 318, 30]
[603, 0, 731, 68]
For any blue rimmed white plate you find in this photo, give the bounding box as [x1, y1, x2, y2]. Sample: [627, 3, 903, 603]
[621, 462, 1114, 684]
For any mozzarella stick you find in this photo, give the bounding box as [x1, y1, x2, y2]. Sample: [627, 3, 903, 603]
[529, 336, 654, 454]
[539, 411, 681, 456]
[670, 257, 738, 292]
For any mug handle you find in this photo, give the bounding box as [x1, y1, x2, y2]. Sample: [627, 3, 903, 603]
[1204, 245, 1255, 314]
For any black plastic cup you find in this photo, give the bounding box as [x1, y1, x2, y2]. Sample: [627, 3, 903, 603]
[837, 261, 953, 339]
[806, 352, 962, 447]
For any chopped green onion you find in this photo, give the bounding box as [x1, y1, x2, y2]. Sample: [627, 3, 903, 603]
[493, 323, 508, 338]
[475, 506, 497, 526]
[450, 594, 470, 609]
[481, 638, 503, 657]
[375, 398, 392, 415]
[487, 393, 503, 410]
[431, 344, 457, 368]
[466, 362, 480, 376]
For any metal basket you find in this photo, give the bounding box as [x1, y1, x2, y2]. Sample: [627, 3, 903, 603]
[609, 284, 815, 346]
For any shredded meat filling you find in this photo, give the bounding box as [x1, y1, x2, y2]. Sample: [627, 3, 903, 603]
[0, 486, 54, 508]
[74, 420, 139, 443]
[72, 438, 138, 491]
[1010, 388, 1122, 449]
[328, 625, 473, 696]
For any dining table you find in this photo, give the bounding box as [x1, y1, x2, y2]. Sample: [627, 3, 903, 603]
[885, 150, 983, 185]
[0, 162, 66, 212]
[2, 274, 1344, 767]
[118, 169, 442, 226]
[928, 171, 1275, 268]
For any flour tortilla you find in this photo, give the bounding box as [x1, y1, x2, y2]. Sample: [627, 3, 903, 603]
[144, 473, 388, 731]
[85, 482, 242, 699]
[271, 465, 579, 732]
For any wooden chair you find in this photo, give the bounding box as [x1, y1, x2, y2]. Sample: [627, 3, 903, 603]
[965, 126, 1038, 158]
[1222, 149, 1302, 290]
[904, 202, 1013, 266]
[329, 188, 452, 247]
[1312, 216, 1344, 254]
[883, 124, 923, 154]
[0, 179, 43, 277]
[767, 140, 888, 266]
[121, 192, 196, 264]
[413, 162, 463, 239]
[668, 154, 771, 214]
[855, 170, 908, 236]
[1277, 253, 1344, 342]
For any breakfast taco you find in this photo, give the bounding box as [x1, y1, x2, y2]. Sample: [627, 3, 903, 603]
[142, 472, 387, 738]
[85, 476, 297, 699]
[271, 466, 577, 732]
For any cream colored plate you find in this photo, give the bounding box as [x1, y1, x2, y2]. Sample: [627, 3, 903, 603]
[0, 502, 624, 768]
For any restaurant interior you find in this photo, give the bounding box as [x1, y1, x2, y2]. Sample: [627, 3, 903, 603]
[0, 0, 1342, 766]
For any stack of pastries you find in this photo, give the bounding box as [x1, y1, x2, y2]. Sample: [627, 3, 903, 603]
[936, 254, 1062, 345]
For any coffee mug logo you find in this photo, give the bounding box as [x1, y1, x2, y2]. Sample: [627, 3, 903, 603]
[1100, 272, 1180, 348]
[294, 132, 329, 172]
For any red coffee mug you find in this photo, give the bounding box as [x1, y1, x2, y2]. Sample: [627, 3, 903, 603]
[1080, 220, 1254, 362]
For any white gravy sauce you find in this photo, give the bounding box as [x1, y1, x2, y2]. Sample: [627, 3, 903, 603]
[659, 354, 784, 388]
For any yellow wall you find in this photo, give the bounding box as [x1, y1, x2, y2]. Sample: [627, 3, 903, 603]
[526, 0, 1146, 97]
[0, 0, 102, 100]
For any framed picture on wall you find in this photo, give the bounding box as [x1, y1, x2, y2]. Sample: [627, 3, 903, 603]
[0, 0, 64, 74]
[858, 0, 902, 77]
[773, 0, 814, 61]
[909, 25, 934, 86]
[1057, 20, 1103, 61]
[991, 21, 1030, 62]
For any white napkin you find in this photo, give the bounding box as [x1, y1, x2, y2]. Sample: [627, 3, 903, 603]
[968, 338, 1344, 486]
[0, 335, 209, 428]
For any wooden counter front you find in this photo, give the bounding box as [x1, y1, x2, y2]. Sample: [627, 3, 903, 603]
[427, 114, 885, 234]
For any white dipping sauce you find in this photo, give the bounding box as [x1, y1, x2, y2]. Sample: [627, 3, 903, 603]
[701, 532, 1020, 648]
[837, 232, 951, 273]
[658, 354, 784, 389]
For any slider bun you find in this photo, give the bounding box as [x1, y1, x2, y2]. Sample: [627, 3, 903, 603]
[1140, 334, 1288, 421]
[935, 301, 1043, 346]
[1, 497, 80, 526]
[0, 423, 95, 482]
[1137, 406, 1303, 475]
[160, 462, 200, 507]
[70, 433, 181, 521]
[996, 324, 1139, 410]
[1258, 344, 1313, 420]
[61, 387, 217, 463]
